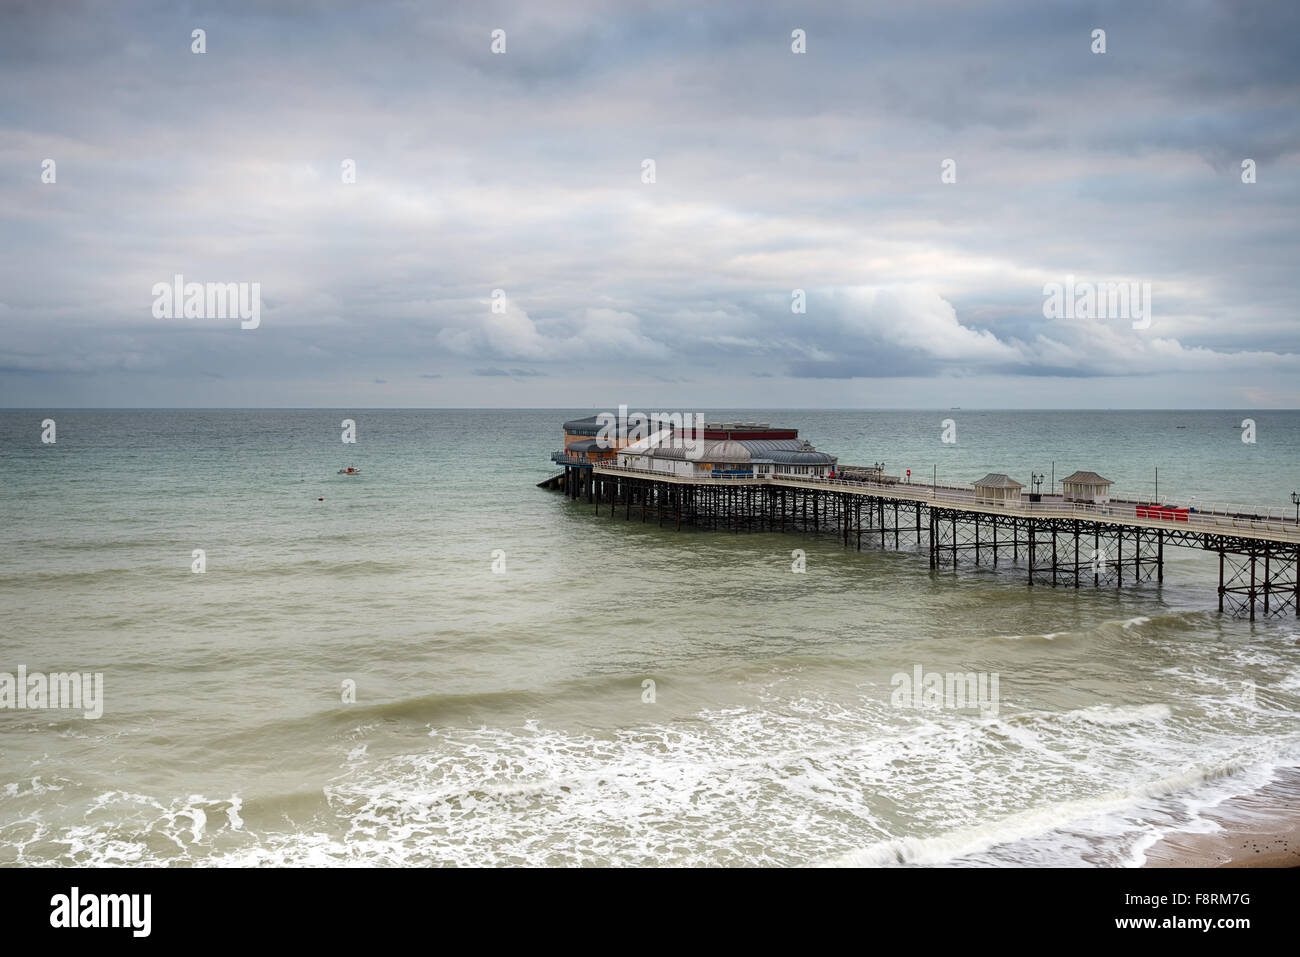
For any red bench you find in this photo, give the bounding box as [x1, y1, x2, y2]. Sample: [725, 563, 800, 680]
[1136, 505, 1188, 522]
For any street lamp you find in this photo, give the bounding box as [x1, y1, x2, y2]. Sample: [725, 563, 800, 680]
[1292, 490, 1299, 524]
[1031, 472, 1044, 496]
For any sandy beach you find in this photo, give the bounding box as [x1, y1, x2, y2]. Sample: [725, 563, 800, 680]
[1144, 767, 1300, 867]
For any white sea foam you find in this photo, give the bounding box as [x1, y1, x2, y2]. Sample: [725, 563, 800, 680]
[226, 795, 244, 830]
[8, 651, 1299, 868]
[824, 756, 1269, 867]
[10, 686, 1298, 868]
[1060, 704, 1172, 726]
[149, 704, 1300, 867]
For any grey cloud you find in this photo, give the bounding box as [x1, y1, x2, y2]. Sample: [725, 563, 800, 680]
[0, 0, 1297, 408]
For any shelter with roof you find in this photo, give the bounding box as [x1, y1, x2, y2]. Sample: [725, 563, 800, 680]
[1060, 470, 1113, 504]
[973, 473, 1024, 504]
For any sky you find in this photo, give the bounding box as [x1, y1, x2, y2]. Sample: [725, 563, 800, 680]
[1, 0, 1298, 408]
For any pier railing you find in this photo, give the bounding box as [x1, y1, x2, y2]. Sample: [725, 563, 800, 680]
[589, 461, 1300, 543]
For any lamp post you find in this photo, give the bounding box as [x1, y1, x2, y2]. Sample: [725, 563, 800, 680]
[1292, 490, 1299, 524]
[1031, 472, 1044, 496]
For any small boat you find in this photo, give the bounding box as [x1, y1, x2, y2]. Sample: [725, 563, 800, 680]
[337, 467, 361, 475]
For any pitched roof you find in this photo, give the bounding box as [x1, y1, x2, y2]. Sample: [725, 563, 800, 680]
[973, 473, 1024, 488]
[619, 428, 675, 454]
[1060, 470, 1112, 486]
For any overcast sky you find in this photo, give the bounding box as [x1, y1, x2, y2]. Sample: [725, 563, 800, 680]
[2, 0, 1297, 408]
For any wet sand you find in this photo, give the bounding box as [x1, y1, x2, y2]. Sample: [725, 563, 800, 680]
[1144, 768, 1300, 867]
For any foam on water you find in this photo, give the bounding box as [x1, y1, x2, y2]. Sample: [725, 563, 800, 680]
[15, 677, 1294, 868]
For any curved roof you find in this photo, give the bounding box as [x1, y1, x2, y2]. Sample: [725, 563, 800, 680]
[737, 438, 805, 454]
[761, 450, 837, 465]
[707, 440, 751, 463]
[974, 473, 1024, 488]
[566, 438, 605, 453]
[625, 444, 685, 460]
[563, 415, 605, 434]
[619, 438, 751, 463]
[618, 437, 837, 465]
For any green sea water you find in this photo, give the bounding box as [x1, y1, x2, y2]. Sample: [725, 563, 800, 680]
[0, 409, 1297, 866]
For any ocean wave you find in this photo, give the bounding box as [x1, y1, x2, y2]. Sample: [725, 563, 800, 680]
[1060, 704, 1172, 727]
[8, 681, 1300, 867]
[823, 756, 1266, 867]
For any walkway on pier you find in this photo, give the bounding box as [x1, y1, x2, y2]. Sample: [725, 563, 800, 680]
[575, 462, 1300, 619]
[593, 463, 1300, 545]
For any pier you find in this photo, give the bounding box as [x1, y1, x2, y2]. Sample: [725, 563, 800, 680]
[548, 456, 1300, 621]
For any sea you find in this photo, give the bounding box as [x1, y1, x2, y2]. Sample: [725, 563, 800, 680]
[1, 409, 1298, 867]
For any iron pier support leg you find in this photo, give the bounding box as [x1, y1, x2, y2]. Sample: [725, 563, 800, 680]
[1117, 530, 1123, 589]
[1073, 529, 1080, 587]
[1157, 530, 1163, 583]
[1028, 522, 1035, 586]
[1218, 548, 1225, 612]
[1263, 550, 1270, 614]
[1249, 549, 1257, 621]
[1052, 530, 1058, 587]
